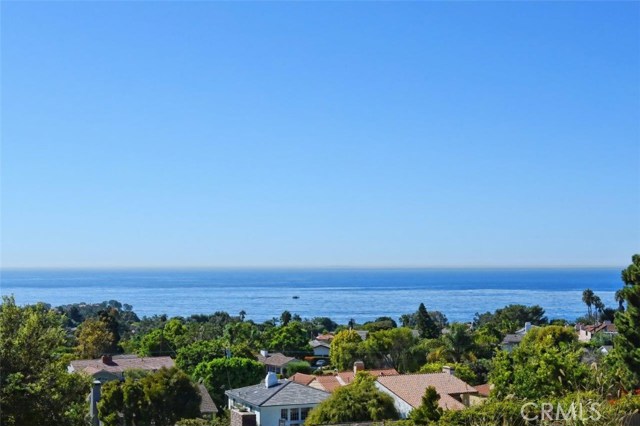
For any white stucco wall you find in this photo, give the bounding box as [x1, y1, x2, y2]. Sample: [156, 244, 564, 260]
[313, 346, 330, 357]
[374, 382, 414, 419]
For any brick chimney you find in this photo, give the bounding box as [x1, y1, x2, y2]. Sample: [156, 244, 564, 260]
[353, 360, 365, 374]
[101, 354, 112, 364]
[231, 409, 257, 426]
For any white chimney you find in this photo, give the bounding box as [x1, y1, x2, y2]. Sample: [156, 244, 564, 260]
[524, 322, 532, 332]
[260, 349, 268, 357]
[442, 366, 455, 375]
[265, 372, 278, 388]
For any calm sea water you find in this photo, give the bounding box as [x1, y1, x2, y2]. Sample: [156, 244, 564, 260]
[0, 268, 623, 324]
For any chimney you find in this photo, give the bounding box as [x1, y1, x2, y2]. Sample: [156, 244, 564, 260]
[259, 349, 268, 358]
[353, 361, 365, 374]
[442, 366, 455, 375]
[524, 322, 532, 333]
[89, 380, 101, 426]
[265, 372, 278, 388]
[101, 354, 112, 364]
[231, 409, 257, 426]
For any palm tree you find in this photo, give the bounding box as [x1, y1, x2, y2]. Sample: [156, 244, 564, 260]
[239, 310, 246, 321]
[582, 289, 595, 323]
[615, 289, 626, 311]
[592, 296, 605, 323]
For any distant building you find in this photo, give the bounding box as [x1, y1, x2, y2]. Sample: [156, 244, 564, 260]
[576, 321, 618, 343]
[309, 340, 331, 357]
[226, 372, 330, 426]
[375, 369, 478, 417]
[256, 351, 298, 376]
[500, 322, 534, 352]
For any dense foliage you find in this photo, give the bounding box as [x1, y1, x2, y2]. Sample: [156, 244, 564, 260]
[192, 357, 264, 407]
[0, 296, 90, 426]
[97, 367, 201, 426]
[305, 372, 399, 425]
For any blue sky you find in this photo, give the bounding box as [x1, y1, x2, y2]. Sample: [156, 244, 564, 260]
[1, 2, 639, 268]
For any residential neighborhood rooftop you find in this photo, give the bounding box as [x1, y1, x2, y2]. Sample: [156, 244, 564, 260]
[226, 379, 330, 407]
[68, 354, 174, 375]
[256, 352, 297, 367]
[376, 373, 477, 411]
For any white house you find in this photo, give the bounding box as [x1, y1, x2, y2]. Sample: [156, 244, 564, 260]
[225, 373, 330, 426]
[309, 340, 331, 357]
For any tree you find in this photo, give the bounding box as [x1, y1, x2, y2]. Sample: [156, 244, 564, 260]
[489, 326, 589, 400]
[239, 310, 246, 321]
[286, 360, 313, 376]
[416, 303, 440, 339]
[75, 317, 117, 359]
[610, 254, 640, 389]
[427, 323, 475, 364]
[136, 328, 173, 357]
[409, 386, 443, 425]
[176, 339, 225, 375]
[280, 310, 292, 326]
[305, 373, 398, 425]
[98, 367, 200, 426]
[582, 289, 595, 323]
[330, 329, 363, 371]
[267, 321, 310, 354]
[615, 289, 626, 311]
[362, 327, 419, 372]
[0, 296, 90, 426]
[193, 357, 264, 408]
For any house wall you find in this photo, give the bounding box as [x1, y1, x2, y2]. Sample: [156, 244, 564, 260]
[312, 346, 330, 357]
[374, 383, 414, 419]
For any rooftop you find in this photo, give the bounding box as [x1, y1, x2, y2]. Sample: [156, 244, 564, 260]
[256, 352, 297, 367]
[69, 354, 174, 375]
[376, 373, 477, 411]
[226, 379, 330, 407]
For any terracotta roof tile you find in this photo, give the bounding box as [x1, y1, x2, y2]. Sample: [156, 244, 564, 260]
[290, 373, 316, 386]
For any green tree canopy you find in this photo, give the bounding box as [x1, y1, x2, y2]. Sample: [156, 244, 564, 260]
[409, 386, 443, 425]
[98, 367, 200, 426]
[611, 254, 640, 389]
[330, 329, 363, 371]
[193, 357, 264, 408]
[75, 317, 117, 359]
[305, 372, 399, 425]
[0, 296, 90, 426]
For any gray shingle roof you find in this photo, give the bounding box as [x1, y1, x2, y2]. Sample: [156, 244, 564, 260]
[198, 384, 218, 414]
[225, 380, 329, 407]
[501, 334, 524, 344]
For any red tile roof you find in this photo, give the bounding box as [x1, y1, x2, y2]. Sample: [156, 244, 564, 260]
[289, 373, 316, 386]
[474, 383, 491, 397]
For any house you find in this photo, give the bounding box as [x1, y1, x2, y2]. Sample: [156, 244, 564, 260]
[68, 354, 175, 381]
[576, 321, 618, 343]
[599, 345, 614, 356]
[69, 354, 216, 425]
[257, 351, 298, 376]
[310, 339, 331, 357]
[290, 361, 398, 392]
[500, 322, 534, 352]
[314, 333, 334, 343]
[375, 369, 478, 418]
[226, 372, 330, 426]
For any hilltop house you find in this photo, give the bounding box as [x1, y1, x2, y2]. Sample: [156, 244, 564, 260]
[226, 372, 330, 426]
[375, 369, 478, 417]
[69, 354, 216, 425]
[257, 351, 298, 376]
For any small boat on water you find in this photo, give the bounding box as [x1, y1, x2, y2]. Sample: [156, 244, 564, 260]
[292, 295, 300, 299]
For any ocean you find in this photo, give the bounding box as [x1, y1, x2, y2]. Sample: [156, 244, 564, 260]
[0, 268, 623, 324]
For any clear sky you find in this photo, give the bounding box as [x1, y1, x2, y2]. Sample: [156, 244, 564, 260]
[1, 1, 639, 268]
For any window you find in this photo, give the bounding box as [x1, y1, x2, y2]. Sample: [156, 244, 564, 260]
[281, 409, 288, 420]
[290, 408, 300, 421]
[301, 408, 311, 420]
